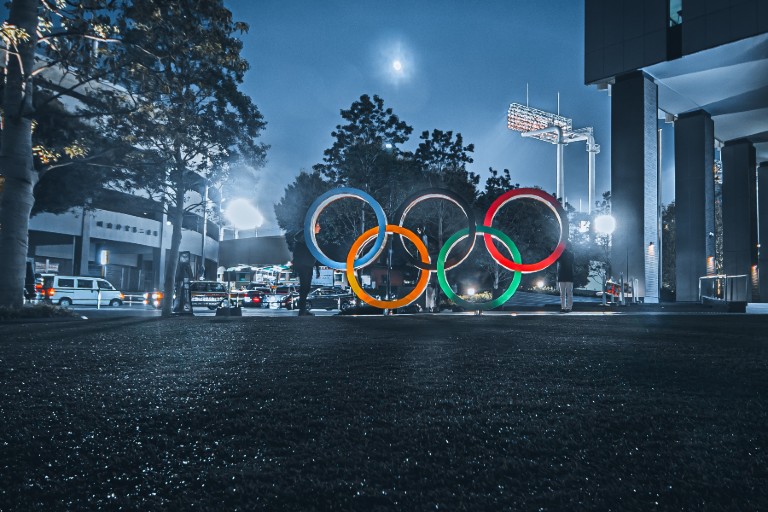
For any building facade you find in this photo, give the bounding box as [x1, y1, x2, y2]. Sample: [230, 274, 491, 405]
[585, 0, 768, 301]
[28, 188, 220, 292]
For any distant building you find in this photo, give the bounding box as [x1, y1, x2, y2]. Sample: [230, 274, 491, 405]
[585, 0, 768, 301]
[29, 186, 220, 292]
[3, 51, 224, 292]
[218, 235, 291, 271]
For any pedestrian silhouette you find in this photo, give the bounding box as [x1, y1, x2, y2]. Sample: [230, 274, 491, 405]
[557, 242, 575, 313]
[292, 221, 321, 316]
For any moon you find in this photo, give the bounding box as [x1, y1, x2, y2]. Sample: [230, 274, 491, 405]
[375, 39, 414, 84]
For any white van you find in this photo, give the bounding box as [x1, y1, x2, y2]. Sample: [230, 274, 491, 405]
[41, 274, 124, 307]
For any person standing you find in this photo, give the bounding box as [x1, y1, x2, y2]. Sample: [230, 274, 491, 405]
[292, 222, 321, 316]
[557, 242, 575, 313]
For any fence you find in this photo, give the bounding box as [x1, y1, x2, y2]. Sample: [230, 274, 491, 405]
[698, 274, 748, 312]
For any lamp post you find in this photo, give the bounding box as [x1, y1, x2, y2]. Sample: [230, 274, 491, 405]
[594, 214, 616, 306]
[386, 242, 393, 301]
[200, 179, 209, 279]
[383, 142, 394, 312]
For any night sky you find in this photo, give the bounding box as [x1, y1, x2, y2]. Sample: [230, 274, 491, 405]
[229, 0, 624, 232]
[2, 1, 682, 231]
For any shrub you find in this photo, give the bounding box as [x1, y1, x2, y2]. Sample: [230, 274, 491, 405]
[0, 303, 82, 321]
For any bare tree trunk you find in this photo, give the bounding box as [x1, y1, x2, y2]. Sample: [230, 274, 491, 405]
[0, 0, 38, 308]
[161, 186, 185, 317]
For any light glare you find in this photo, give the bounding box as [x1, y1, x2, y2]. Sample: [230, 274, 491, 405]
[376, 37, 414, 85]
[225, 198, 264, 230]
[594, 214, 616, 235]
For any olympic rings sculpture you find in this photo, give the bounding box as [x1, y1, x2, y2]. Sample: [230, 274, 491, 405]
[304, 186, 568, 311]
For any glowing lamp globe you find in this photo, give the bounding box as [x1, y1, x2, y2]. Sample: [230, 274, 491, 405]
[594, 214, 616, 235]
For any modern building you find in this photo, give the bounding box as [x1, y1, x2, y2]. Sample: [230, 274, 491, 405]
[585, 0, 768, 302]
[28, 186, 220, 291]
[2, 52, 225, 292]
[217, 235, 292, 284]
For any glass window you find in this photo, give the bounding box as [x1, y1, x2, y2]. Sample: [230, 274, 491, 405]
[97, 280, 114, 290]
[58, 278, 75, 288]
[77, 279, 94, 289]
[669, 0, 682, 26]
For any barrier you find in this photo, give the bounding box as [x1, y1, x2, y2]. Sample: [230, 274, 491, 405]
[699, 274, 748, 312]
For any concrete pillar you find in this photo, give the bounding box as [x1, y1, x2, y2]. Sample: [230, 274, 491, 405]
[757, 162, 768, 301]
[721, 139, 757, 294]
[611, 71, 659, 302]
[673, 110, 715, 301]
[156, 212, 168, 290]
[74, 207, 92, 276]
[556, 140, 565, 202]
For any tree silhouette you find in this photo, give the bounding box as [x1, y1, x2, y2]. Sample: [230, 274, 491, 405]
[0, 0, 121, 307]
[112, 0, 267, 315]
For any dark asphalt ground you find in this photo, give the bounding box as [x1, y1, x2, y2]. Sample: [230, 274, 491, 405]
[1, 312, 767, 511]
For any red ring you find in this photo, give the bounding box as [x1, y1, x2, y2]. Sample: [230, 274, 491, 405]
[482, 188, 568, 273]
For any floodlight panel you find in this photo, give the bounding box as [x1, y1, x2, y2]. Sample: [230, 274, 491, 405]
[507, 103, 573, 144]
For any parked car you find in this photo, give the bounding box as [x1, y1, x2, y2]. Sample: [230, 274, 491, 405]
[37, 274, 124, 307]
[306, 286, 356, 311]
[262, 285, 299, 309]
[189, 281, 231, 310]
[597, 280, 634, 300]
[240, 285, 270, 308]
[145, 282, 240, 310]
[30, 274, 53, 303]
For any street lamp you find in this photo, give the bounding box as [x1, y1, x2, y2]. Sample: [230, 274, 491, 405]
[594, 214, 616, 235]
[383, 142, 395, 311]
[200, 179, 210, 279]
[594, 214, 615, 306]
[224, 198, 263, 230]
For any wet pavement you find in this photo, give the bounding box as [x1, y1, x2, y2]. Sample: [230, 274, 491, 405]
[1, 312, 767, 510]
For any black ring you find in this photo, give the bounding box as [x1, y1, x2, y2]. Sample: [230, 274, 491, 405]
[393, 188, 476, 271]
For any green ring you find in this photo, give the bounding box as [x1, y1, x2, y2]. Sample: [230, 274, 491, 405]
[437, 225, 522, 310]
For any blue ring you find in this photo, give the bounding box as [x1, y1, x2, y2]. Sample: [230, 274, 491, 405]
[304, 187, 388, 270]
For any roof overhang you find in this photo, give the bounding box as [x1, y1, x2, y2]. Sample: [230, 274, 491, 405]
[644, 32, 768, 163]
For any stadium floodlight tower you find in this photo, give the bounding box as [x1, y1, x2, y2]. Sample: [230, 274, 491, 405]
[507, 103, 600, 213]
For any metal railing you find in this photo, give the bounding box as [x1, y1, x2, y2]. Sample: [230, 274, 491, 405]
[122, 293, 148, 306]
[699, 274, 749, 304]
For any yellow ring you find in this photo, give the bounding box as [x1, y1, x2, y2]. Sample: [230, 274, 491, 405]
[346, 225, 431, 310]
